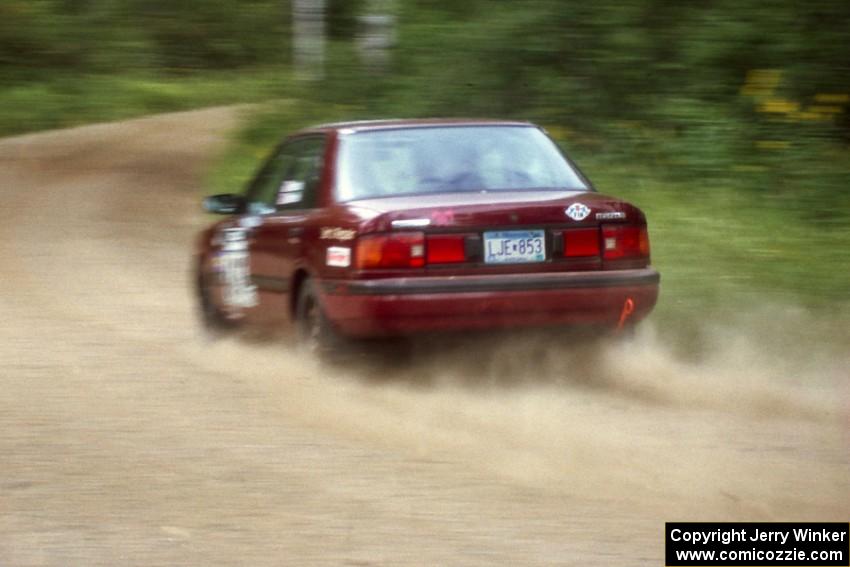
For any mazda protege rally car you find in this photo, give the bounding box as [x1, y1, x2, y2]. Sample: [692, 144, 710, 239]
[194, 119, 660, 353]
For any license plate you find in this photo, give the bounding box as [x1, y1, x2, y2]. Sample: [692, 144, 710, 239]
[483, 230, 546, 264]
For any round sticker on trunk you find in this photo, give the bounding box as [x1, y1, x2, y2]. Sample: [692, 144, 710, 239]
[565, 203, 591, 221]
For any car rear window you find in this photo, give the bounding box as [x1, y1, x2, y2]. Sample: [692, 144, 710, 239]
[335, 125, 588, 201]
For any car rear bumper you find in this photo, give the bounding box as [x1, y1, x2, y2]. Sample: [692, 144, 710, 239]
[319, 268, 660, 337]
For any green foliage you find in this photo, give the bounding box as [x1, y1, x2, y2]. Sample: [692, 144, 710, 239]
[0, 0, 291, 77]
[293, 1, 848, 227]
[126, 0, 290, 70]
[4, 0, 848, 167]
[327, 0, 366, 39]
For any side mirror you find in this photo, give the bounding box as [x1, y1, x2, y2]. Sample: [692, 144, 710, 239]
[204, 193, 244, 215]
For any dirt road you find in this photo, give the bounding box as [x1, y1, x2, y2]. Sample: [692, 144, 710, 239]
[1, 107, 847, 566]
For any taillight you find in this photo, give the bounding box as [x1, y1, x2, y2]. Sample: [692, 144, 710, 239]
[562, 227, 600, 257]
[426, 234, 467, 264]
[602, 224, 650, 260]
[355, 232, 425, 269]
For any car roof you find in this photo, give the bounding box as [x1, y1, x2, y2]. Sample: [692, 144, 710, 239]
[300, 118, 536, 135]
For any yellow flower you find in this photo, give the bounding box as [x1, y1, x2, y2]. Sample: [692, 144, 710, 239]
[808, 105, 844, 114]
[813, 94, 849, 104]
[758, 99, 799, 114]
[792, 111, 825, 121]
[743, 69, 782, 90]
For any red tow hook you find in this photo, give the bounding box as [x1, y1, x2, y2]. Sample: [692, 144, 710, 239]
[616, 297, 636, 332]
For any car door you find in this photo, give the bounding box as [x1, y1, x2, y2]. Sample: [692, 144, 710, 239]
[243, 135, 328, 325]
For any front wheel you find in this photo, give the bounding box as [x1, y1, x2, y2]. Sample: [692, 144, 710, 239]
[295, 279, 343, 356]
[196, 270, 235, 338]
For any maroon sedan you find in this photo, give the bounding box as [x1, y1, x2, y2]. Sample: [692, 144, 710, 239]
[195, 119, 659, 352]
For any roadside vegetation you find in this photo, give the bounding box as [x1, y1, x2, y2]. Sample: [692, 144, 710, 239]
[0, 0, 298, 135]
[0, 69, 291, 135]
[4, 0, 848, 334]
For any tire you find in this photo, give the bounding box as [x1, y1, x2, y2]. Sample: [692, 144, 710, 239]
[295, 278, 342, 357]
[196, 270, 233, 338]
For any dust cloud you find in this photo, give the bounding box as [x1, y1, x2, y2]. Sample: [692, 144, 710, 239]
[194, 309, 848, 507]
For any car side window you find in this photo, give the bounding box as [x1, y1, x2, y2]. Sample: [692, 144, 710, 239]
[243, 145, 295, 215]
[242, 135, 326, 215]
[275, 136, 326, 211]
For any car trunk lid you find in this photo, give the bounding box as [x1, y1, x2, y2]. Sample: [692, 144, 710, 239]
[350, 191, 649, 274]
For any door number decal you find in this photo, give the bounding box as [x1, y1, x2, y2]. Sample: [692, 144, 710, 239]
[218, 227, 258, 308]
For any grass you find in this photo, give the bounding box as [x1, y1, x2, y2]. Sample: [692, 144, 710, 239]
[581, 161, 850, 300]
[0, 68, 294, 137]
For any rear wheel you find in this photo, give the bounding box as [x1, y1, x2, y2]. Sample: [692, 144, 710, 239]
[295, 278, 342, 356]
